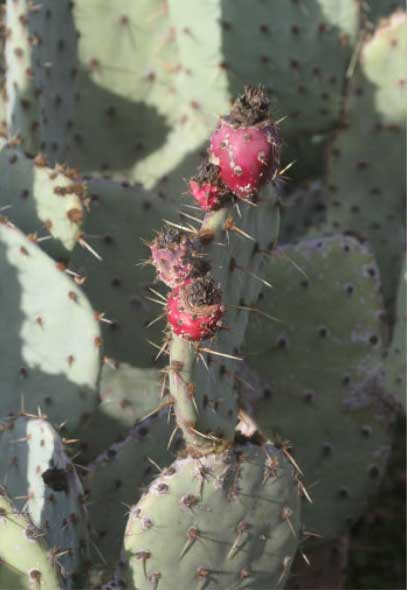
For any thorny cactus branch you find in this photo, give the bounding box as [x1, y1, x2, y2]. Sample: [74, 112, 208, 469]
[157, 86, 283, 454]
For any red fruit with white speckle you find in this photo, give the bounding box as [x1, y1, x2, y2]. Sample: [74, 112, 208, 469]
[189, 161, 228, 211]
[209, 86, 281, 198]
[167, 278, 224, 341]
[149, 229, 208, 288]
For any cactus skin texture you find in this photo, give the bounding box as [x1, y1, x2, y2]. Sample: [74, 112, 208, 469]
[69, 177, 179, 369]
[13, 1, 359, 185]
[0, 219, 100, 438]
[0, 142, 85, 258]
[167, 0, 359, 155]
[0, 0, 405, 585]
[0, 487, 62, 590]
[84, 410, 182, 571]
[4, 0, 41, 154]
[384, 258, 406, 408]
[242, 235, 396, 540]
[78, 364, 168, 461]
[325, 11, 406, 312]
[124, 443, 300, 590]
[0, 415, 87, 587]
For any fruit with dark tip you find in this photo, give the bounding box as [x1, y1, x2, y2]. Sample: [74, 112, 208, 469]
[149, 229, 208, 288]
[189, 160, 228, 211]
[167, 277, 223, 340]
[209, 86, 281, 198]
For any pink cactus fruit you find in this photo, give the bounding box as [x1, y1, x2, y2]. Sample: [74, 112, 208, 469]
[189, 161, 228, 211]
[209, 86, 281, 199]
[149, 229, 208, 288]
[167, 277, 224, 341]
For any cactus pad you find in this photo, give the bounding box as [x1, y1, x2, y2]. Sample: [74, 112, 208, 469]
[0, 220, 100, 436]
[0, 415, 87, 586]
[0, 144, 84, 258]
[85, 410, 181, 569]
[4, 0, 41, 153]
[168, 0, 360, 137]
[0, 487, 61, 590]
[325, 10, 406, 310]
[69, 177, 177, 367]
[124, 442, 300, 590]
[279, 180, 327, 244]
[384, 257, 406, 408]
[79, 364, 168, 460]
[243, 235, 395, 539]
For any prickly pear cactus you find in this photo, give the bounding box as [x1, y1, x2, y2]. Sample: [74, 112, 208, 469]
[68, 0, 207, 187]
[27, 0, 78, 164]
[0, 415, 87, 587]
[0, 487, 62, 590]
[242, 235, 396, 539]
[124, 443, 300, 590]
[11, 1, 361, 185]
[78, 364, 168, 460]
[278, 180, 327, 244]
[0, 0, 405, 586]
[168, 0, 360, 136]
[85, 409, 182, 570]
[0, 142, 85, 258]
[69, 178, 177, 368]
[325, 10, 406, 310]
[0, 219, 100, 437]
[4, 0, 41, 154]
[385, 257, 406, 408]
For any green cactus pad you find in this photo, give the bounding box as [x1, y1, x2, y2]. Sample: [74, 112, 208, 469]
[325, 10, 406, 311]
[85, 409, 181, 569]
[0, 220, 100, 436]
[384, 257, 406, 408]
[0, 415, 87, 586]
[61, 0, 207, 186]
[0, 144, 85, 258]
[0, 487, 62, 590]
[69, 177, 178, 367]
[0, 53, 6, 135]
[168, 0, 360, 137]
[79, 364, 168, 460]
[27, 0, 78, 164]
[123, 442, 300, 590]
[4, 0, 41, 153]
[279, 180, 327, 244]
[243, 235, 396, 540]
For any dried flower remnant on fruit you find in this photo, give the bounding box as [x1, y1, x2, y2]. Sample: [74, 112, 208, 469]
[167, 277, 224, 341]
[189, 160, 229, 211]
[149, 228, 209, 288]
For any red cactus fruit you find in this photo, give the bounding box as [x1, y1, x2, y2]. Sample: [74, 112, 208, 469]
[189, 161, 228, 211]
[167, 277, 224, 341]
[149, 229, 208, 288]
[209, 86, 281, 198]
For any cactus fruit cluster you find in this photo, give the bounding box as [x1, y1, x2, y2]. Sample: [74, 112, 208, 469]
[0, 2, 405, 589]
